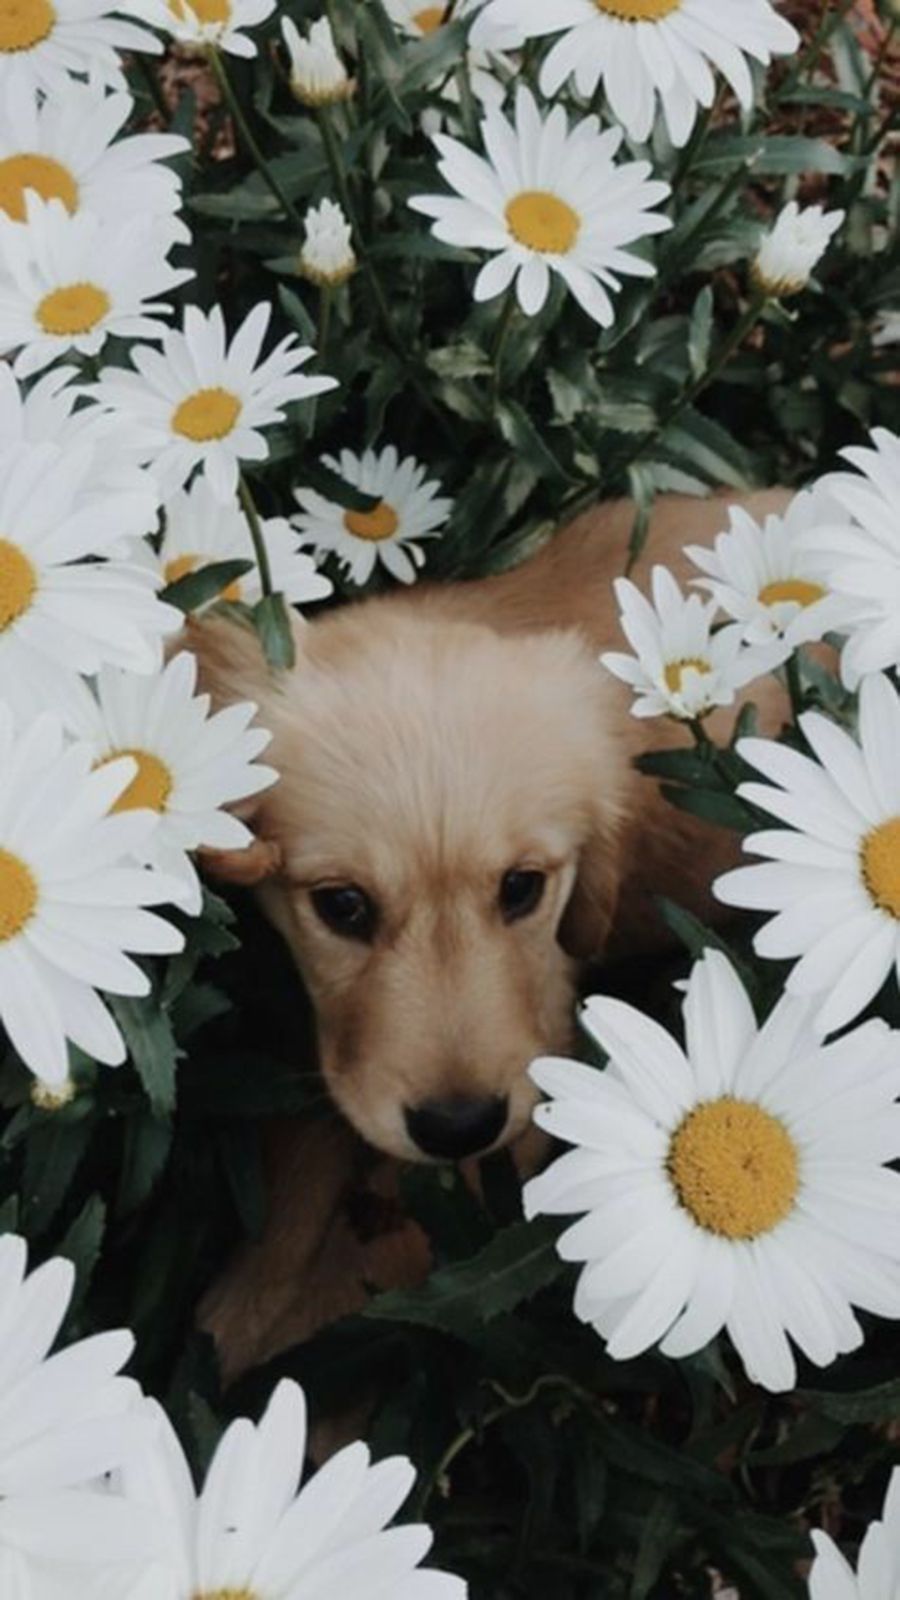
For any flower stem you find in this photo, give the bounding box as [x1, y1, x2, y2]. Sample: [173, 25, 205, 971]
[491, 289, 517, 394]
[208, 48, 302, 228]
[238, 474, 274, 597]
[318, 285, 333, 364]
[784, 650, 804, 720]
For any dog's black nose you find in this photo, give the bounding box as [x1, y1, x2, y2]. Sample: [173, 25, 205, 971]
[405, 1095, 508, 1161]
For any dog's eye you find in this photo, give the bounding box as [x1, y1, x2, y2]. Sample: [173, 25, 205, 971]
[499, 869, 546, 922]
[310, 884, 377, 942]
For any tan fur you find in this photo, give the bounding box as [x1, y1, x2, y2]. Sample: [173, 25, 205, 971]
[191, 488, 791, 1379]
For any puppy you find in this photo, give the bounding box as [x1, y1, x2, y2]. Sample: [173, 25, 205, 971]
[192, 487, 790, 1379]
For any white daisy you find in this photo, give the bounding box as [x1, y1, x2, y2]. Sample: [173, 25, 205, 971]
[299, 198, 356, 288]
[144, 475, 333, 611]
[799, 428, 900, 689]
[715, 672, 900, 1035]
[0, 195, 190, 378]
[0, 707, 184, 1086]
[685, 488, 858, 660]
[0, 439, 179, 729]
[0, 80, 188, 240]
[108, 1378, 466, 1600]
[0, 1234, 144, 1497]
[0, 0, 163, 98]
[0, 364, 160, 553]
[477, 0, 799, 148]
[809, 1468, 900, 1600]
[410, 87, 672, 325]
[600, 564, 777, 720]
[163, 0, 276, 58]
[64, 653, 278, 916]
[281, 15, 353, 106]
[93, 302, 337, 504]
[524, 949, 900, 1392]
[753, 202, 844, 299]
[292, 445, 453, 586]
[384, 0, 517, 113]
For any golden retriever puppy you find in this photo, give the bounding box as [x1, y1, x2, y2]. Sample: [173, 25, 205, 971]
[192, 487, 790, 1378]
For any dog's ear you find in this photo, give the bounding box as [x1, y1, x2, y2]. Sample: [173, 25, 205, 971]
[184, 612, 298, 887]
[557, 821, 621, 960]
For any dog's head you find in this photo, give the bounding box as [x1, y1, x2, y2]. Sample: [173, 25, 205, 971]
[192, 602, 627, 1162]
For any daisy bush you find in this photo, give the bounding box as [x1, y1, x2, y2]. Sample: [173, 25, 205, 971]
[0, 1, 897, 1598]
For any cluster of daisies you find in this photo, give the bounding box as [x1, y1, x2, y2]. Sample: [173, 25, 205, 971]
[522, 434, 900, 1598]
[0, 1233, 464, 1598]
[0, 0, 460, 1098]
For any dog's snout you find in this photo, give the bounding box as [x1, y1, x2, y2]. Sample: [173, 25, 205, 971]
[404, 1094, 508, 1161]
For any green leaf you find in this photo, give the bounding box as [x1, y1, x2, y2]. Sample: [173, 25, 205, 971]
[799, 1379, 900, 1424]
[110, 994, 182, 1116]
[656, 898, 759, 995]
[116, 1112, 173, 1216]
[631, 1493, 681, 1600]
[253, 594, 296, 670]
[299, 458, 381, 513]
[56, 1194, 105, 1316]
[277, 283, 317, 344]
[22, 1111, 95, 1234]
[364, 1216, 565, 1338]
[162, 890, 239, 1005]
[665, 410, 755, 490]
[161, 560, 253, 613]
[496, 401, 572, 483]
[687, 285, 714, 381]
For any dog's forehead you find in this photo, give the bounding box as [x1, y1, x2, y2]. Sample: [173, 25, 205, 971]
[266, 614, 610, 871]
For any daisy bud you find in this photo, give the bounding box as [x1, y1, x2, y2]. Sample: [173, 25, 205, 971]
[751, 201, 844, 299]
[281, 15, 353, 107]
[31, 1077, 77, 1111]
[299, 197, 357, 288]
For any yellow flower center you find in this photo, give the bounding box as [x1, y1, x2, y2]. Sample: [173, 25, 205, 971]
[104, 749, 173, 815]
[172, 387, 241, 443]
[192, 1591, 257, 1600]
[0, 153, 78, 221]
[505, 191, 580, 255]
[861, 817, 900, 919]
[413, 4, 445, 29]
[36, 282, 110, 337]
[0, 848, 38, 942]
[663, 656, 711, 695]
[668, 1097, 799, 1239]
[168, 0, 231, 21]
[0, 538, 37, 630]
[594, 0, 680, 18]
[0, 0, 54, 52]
[758, 578, 826, 609]
[343, 501, 400, 542]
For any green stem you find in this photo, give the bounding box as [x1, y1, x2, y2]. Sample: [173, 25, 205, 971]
[690, 718, 715, 751]
[318, 285, 333, 364]
[784, 650, 804, 720]
[238, 475, 274, 598]
[453, 59, 479, 144]
[490, 289, 517, 394]
[777, 0, 855, 95]
[669, 90, 722, 193]
[209, 48, 302, 227]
